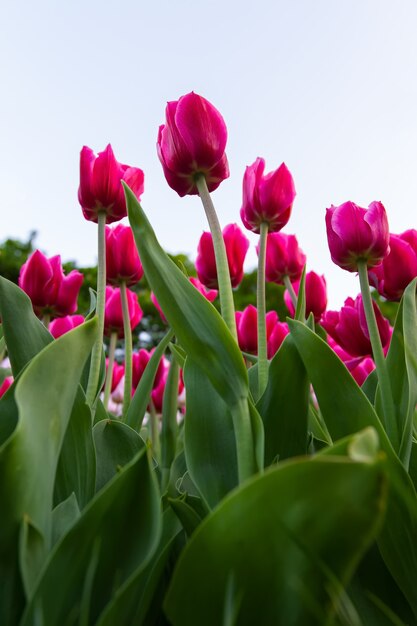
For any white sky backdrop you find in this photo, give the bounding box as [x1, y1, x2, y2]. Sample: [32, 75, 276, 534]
[1, 0, 416, 307]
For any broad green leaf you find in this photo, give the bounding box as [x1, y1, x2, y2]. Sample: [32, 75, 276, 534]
[0, 377, 18, 446]
[126, 328, 174, 431]
[125, 184, 248, 409]
[51, 493, 80, 547]
[93, 419, 145, 492]
[288, 320, 417, 617]
[165, 455, 387, 625]
[183, 359, 238, 509]
[160, 356, 181, 492]
[0, 277, 52, 376]
[53, 387, 96, 509]
[21, 447, 161, 626]
[168, 495, 203, 537]
[257, 334, 309, 465]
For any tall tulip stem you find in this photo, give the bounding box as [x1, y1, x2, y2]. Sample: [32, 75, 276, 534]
[195, 175, 237, 340]
[357, 260, 397, 447]
[120, 281, 133, 418]
[257, 222, 269, 397]
[103, 331, 117, 411]
[284, 275, 298, 309]
[86, 211, 107, 408]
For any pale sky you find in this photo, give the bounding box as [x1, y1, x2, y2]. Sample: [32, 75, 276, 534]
[1, 0, 416, 307]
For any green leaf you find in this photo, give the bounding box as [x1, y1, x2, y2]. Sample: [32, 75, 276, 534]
[257, 334, 309, 465]
[0, 277, 52, 376]
[93, 419, 145, 493]
[295, 264, 306, 321]
[168, 495, 203, 537]
[53, 387, 96, 509]
[125, 184, 248, 409]
[164, 455, 387, 625]
[21, 447, 161, 625]
[51, 493, 80, 547]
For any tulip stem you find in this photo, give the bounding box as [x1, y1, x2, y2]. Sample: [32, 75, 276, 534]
[257, 222, 269, 398]
[195, 175, 237, 341]
[357, 261, 397, 447]
[103, 332, 117, 411]
[86, 211, 107, 408]
[149, 400, 161, 463]
[120, 281, 133, 419]
[160, 355, 180, 492]
[284, 275, 298, 310]
[42, 314, 51, 329]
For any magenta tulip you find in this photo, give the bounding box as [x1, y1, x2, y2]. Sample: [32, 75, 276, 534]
[105, 224, 144, 286]
[263, 233, 306, 284]
[240, 158, 296, 234]
[196, 223, 249, 289]
[19, 250, 83, 317]
[78, 144, 144, 224]
[322, 294, 391, 358]
[157, 92, 229, 196]
[103, 359, 125, 393]
[368, 229, 417, 301]
[326, 201, 390, 272]
[50, 315, 85, 339]
[236, 305, 278, 354]
[104, 286, 143, 338]
[351, 357, 375, 386]
[284, 271, 327, 322]
[0, 376, 13, 399]
[267, 321, 290, 358]
[132, 349, 166, 391]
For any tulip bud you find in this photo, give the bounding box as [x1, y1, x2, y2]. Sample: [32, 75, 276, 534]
[263, 233, 306, 284]
[325, 201, 389, 272]
[157, 92, 229, 196]
[196, 223, 249, 289]
[240, 158, 296, 234]
[50, 315, 85, 339]
[104, 286, 143, 338]
[132, 349, 166, 391]
[368, 229, 417, 301]
[284, 271, 327, 322]
[267, 321, 290, 358]
[78, 144, 144, 224]
[105, 224, 144, 286]
[235, 305, 278, 354]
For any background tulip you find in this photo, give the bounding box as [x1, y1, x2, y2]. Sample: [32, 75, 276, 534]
[151, 277, 217, 324]
[267, 321, 290, 358]
[368, 229, 417, 301]
[196, 223, 249, 289]
[105, 224, 144, 286]
[284, 271, 327, 322]
[78, 144, 144, 224]
[240, 158, 296, 234]
[0, 376, 13, 399]
[263, 233, 306, 284]
[325, 201, 389, 272]
[50, 314, 85, 339]
[236, 305, 278, 354]
[104, 286, 143, 338]
[157, 92, 229, 196]
[132, 349, 166, 391]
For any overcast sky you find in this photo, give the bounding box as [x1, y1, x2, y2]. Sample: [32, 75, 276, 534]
[1, 0, 416, 307]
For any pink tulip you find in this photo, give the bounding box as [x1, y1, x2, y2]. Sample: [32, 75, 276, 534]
[240, 158, 296, 234]
[19, 250, 83, 317]
[150, 362, 184, 413]
[104, 359, 125, 393]
[351, 357, 375, 386]
[263, 233, 306, 284]
[196, 223, 249, 289]
[105, 224, 144, 286]
[326, 201, 390, 272]
[104, 286, 143, 338]
[322, 294, 391, 358]
[267, 321, 290, 358]
[132, 349, 166, 391]
[78, 144, 144, 224]
[368, 229, 417, 301]
[50, 315, 85, 339]
[151, 277, 218, 324]
[284, 271, 327, 322]
[157, 92, 229, 196]
[236, 305, 278, 354]
[0, 376, 13, 398]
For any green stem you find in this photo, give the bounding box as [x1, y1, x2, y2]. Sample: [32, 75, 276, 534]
[231, 399, 258, 483]
[103, 332, 117, 411]
[42, 313, 51, 329]
[283, 275, 298, 310]
[149, 400, 161, 463]
[120, 281, 133, 419]
[195, 175, 237, 340]
[160, 355, 180, 492]
[357, 261, 397, 446]
[257, 222, 269, 397]
[86, 211, 107, 408]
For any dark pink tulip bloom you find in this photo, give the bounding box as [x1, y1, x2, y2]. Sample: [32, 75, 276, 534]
[157, 92, 229, 196]
[105, 224, 144, 286]
[0, 376, 13, 398]
[19, 250, 83, 316]
[263, 233, 306, 284]
[240, 158, 296, 234]
[151, 277, 217, 324]
[132, 349, 166, 391]
[150, 362, 184, 413]
[267, 321, 290, 358]
[236, 305, 278, 354]
[104, 286, 143, 338]
[78, 144, 144, 224]
[326, 201, 389, 272]
[284, 271, 327, 322]
[50, 315, 85, 339]
[196, 223, 249, 289]
[322, 294, 391, 358]
[368, 229, 417, 301]
[351, 357, 375, 386]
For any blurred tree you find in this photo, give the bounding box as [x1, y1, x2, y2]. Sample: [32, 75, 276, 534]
[0, 231, 37, 284]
